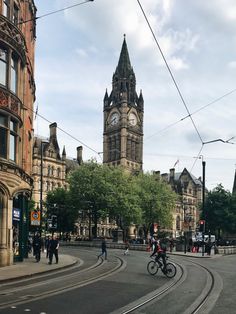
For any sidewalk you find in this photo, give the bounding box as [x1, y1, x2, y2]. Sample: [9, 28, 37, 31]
[0, 253, 78, 284]
[169, 250, 220, 258]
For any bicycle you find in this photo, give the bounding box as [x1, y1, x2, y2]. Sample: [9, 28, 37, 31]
[147, 255, 177, 278]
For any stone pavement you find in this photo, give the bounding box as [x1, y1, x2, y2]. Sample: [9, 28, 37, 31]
[0, 253, 78, 284]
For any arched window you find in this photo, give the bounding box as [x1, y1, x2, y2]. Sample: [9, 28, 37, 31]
[57, 168, 61, 177]
[176, 216, 181, 230]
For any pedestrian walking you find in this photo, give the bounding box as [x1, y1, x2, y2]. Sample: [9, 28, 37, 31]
[124, 240, 130, 255]
[32, 232, 42, 262]
[97, 237, 107, 260]
[48, 234, 59, 265]
[169, 238, 174, 252]
[45, 235, 51, 258]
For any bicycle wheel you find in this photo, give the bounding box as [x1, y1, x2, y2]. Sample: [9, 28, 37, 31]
[147, 260, 159, 275]
[165, 262, 176, 278]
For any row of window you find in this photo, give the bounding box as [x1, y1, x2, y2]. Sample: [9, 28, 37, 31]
[3, 0, 19, 25]
[37, 180, 64, 193]
[0, 113, 18, 161]
[0, 47, 18, 94]
[47, 165, 61, 177]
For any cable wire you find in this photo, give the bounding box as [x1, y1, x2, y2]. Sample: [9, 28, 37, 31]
[145, 87, 236, 141]
[137, 0, 204, 144]
[19, 0, 94, 25]
[31, 105, 100, 156]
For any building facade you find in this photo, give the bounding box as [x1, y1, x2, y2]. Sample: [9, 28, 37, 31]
[32, 123, 67, 207]
[103, 36, 144, 173]
[156, 168, 202, 238]
[0, 0, 36, 266]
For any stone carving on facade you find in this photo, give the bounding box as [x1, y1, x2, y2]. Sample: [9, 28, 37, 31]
[0, 90, 8, 106]
[0, 16, 27, 63]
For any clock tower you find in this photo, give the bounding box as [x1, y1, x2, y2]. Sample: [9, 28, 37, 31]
[103, 36, 144, 172]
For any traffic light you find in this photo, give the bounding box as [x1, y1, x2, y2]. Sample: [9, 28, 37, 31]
[51, 215, 57, 229]
[199, 220, 205, 232]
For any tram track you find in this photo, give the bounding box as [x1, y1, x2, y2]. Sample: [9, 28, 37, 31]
[111, 257, 222, 314]
[0, 255, 126, 310]
[184, 259, 223, 314]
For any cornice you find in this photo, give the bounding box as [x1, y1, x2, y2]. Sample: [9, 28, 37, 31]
[0, 159, 33, 187]
[0, 15, 27, 64]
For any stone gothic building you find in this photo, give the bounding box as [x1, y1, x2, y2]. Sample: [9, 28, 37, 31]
[156, 168, 203, 238]
[0, 0, 36, 266]
[32, 122, 83, 209]
[103, 36, 144, 173]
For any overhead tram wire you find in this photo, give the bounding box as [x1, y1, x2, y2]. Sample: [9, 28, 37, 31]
[137, 0, 203, 145]
[145, 87, 236, 141]
[29, 105, 100, 156]
[19, 0, 94, 25]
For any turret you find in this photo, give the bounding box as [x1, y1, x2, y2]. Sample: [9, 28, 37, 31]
[77, 146, 83, 165]
[103, 89, 109, 108]
[62, 146, 66, 161]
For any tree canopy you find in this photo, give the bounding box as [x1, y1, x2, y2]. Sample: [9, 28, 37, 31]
[204, 184, 236, 238]
[45, 188, 77, 233]
[45, 160, 178, 239]
[134, 172, 177, 238]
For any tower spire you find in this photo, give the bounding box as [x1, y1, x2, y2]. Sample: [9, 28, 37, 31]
[116, 34, 132, 77]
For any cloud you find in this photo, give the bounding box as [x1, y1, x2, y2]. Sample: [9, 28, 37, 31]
[34, 0, 236, 191]
[228, 61, 236, 68]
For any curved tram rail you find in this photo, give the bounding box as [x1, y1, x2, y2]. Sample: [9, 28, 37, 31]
[0, 256, 126, 310]
[113, 258, 218, 314]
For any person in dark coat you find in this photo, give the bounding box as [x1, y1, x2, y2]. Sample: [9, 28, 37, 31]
[97, 237, 107, 260]
[48, 234, 59, 264]
[45, 235, 51, 258]
[32, 232, 42, 262]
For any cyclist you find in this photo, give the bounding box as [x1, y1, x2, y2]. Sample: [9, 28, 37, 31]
[150, 239, 167, 273]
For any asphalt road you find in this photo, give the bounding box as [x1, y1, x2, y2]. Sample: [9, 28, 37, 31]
[0, 246, 235, 314]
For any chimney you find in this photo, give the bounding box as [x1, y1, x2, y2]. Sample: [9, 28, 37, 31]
[49, 122, 57, 139]
[161, 173, 169, 182]
[77, 146, 83, 165]
[153, 171, 161, 180]
[170, 168, 175, 179]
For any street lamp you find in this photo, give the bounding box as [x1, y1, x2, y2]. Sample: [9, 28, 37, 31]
[39, 139, 48, 237]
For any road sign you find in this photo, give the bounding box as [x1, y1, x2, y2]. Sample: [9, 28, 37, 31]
[31, 210, 40, 226]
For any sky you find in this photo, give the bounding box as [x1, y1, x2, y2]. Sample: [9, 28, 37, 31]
[34, 0, 236, 191]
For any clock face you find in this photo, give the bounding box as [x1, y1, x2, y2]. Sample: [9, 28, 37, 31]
[110, 112, 119, 125]
[129, 113, 137, 126]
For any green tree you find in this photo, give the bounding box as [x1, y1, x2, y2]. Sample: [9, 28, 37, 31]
[68, 160, 115, 238]
[45, 188, 77, 233]
[68, 160, 141, 239]
[204, 184, 233, 238]
[134, 172, 177, 239]
[105, 167, 141, 236]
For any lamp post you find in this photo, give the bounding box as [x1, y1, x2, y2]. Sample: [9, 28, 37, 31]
[39, 140, 48, 237]
[202, 159, 206, 256]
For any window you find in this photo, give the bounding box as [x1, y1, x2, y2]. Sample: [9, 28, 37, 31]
[3, 0, 10, 18]
[0, 114, 18, 162]
[9, 119, 17, 161]
[0, 47, 19, 94]
[10, 55, 17, 93]
[0, 114, 7, 158]
[0, 49, 7, 86]
[13, 3, 19, 25]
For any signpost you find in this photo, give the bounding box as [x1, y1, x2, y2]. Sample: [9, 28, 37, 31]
[31, 210, 40, 226]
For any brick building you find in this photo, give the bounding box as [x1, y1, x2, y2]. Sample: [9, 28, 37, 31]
[0, 0, 36, 266]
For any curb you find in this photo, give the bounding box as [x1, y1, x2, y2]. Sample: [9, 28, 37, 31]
[0, 259, 78, 284]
